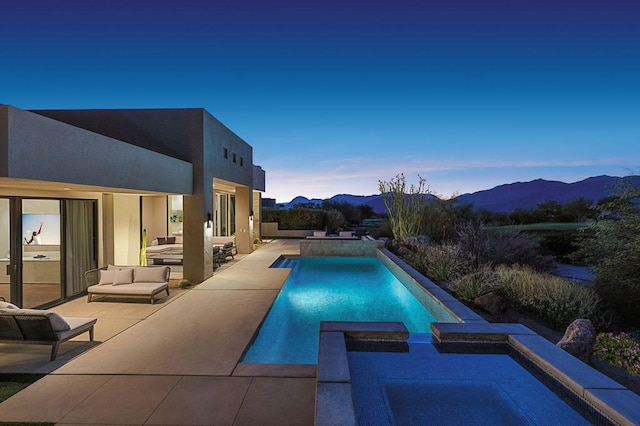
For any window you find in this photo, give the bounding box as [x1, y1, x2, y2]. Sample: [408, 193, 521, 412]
[223, 148, 228, 159]
[232, 153, 237, 163]
[215, 193, 236, 236]
[240, 157, 244, 166]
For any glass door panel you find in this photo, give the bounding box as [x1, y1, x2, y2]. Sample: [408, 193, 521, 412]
[22, 199, 61, 308]
[216, 193, 228, 236]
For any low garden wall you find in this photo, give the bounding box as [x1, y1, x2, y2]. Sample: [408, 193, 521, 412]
[261, 222, 318, 238]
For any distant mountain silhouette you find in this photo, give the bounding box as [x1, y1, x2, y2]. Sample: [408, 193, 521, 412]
[281, 175, 640, 213]
[456, 175, 640, 212]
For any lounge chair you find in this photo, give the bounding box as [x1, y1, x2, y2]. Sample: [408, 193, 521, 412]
[85, 265, 170, 304]
[0, 305, 97, 361]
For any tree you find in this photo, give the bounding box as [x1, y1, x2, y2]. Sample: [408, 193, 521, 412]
[421, 198, 476, 243]
[324, 209, 346, 233]
[379, 173, 429, 238]
[561, 197, 595, 222]
[577, 186, 640, 328]
[322, 200, 362, 225]
[357, 204, 375, 220]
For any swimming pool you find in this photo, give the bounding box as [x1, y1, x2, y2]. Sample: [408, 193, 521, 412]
[242, 256, 449, 364]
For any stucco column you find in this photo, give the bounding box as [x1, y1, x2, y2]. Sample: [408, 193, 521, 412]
[183, 192, 214, 284]
[235, 186, 251, 254]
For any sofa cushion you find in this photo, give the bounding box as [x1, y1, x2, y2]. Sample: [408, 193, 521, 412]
[0, 301, 19, 309]
[112, 268, 134, 285]
[134, 266, 167, 283]
[157, 236, 176, 245]
[98, 269, 116, 285]
[12, 309, 71, 332]
[107, 264, 128, 271]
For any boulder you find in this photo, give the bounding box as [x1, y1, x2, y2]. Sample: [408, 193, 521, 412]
[391, 235, 430, 257]
[557, 319, 596, 363]
[473, 292, 506, 316]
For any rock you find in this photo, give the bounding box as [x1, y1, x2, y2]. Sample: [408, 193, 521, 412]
[473, 292, 506, 315]
[391, 235, 430, 257]
[557, 319, 596, 363]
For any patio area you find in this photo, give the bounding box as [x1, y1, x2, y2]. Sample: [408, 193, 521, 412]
[0, 240, 316, 425]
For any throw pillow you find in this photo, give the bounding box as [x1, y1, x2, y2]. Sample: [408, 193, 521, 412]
[166, 237, 176, 244]
[112, 268, 134, 285]
[98, 269, 116, 285]
[157, 237, 167, 245]
[134, 266, 167, 283]
[46, 312, 71, 331]
[0, 301, 19, 309]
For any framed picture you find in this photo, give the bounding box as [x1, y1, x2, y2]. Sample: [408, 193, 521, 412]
[170, 210, 183, 223]
[22, 214, 60, 245]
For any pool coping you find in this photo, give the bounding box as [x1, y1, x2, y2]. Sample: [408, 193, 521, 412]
[315, 248, 640, 426]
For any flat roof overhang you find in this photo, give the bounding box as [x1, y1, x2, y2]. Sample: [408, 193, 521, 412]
[1, 106, 192, 195]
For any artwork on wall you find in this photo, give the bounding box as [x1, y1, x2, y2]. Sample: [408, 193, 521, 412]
[22, 214, 60, 245]
[170, 210, 183, 223]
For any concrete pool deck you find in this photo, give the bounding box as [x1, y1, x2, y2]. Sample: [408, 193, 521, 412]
[0, 240, 315, 425]
[2, 238, 640, 425]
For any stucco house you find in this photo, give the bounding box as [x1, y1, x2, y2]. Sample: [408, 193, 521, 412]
[0, 104, 265, 308]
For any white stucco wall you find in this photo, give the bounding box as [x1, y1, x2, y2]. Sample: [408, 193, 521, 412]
[113, 194, 141, 266]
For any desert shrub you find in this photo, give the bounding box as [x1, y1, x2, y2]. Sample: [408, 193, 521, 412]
[484, 232, 555, 272]
[494, 265, 600, 329]
[457, 221, 553, 271]
[447, 265, 497, 301]
[456, 220, 486, 269]
[594, 333, 640, 376]
[423, 243, 470, 282]
[395, 240, 470, 282]
[536, 229, 584, 263]
[405, 249, 430, 275]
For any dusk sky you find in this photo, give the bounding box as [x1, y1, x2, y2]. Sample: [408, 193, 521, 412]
[1, 0, 638, 203]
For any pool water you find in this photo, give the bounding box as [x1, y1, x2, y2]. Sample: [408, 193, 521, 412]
[349, 336, 594, 425]
[242, 257, 438, 364]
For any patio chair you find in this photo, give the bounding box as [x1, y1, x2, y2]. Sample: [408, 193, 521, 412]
[213, 246, 225, 268]
[221, 241, 235, 261]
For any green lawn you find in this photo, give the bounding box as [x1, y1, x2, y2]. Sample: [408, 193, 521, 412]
[0, 375, 53, 426]
[0, 381, 29, 403]
[485, 222, 591, 233]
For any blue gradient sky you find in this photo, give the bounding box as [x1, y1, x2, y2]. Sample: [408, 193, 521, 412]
[1, 0, 638, 203]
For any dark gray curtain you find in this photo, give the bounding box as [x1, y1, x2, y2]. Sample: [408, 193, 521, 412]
[64, 200, 97, 295]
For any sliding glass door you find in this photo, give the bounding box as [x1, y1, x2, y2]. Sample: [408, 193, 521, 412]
[0, 199, 10, 302]
[0, 197, 97, 308]
[21, 199, 62, 307]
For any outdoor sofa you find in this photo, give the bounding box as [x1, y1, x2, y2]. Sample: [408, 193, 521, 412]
[146, 235, 236, 265]
[146, 236, 183, 265]
[0, 300, 97, 361]
[85, 265, 171, 304]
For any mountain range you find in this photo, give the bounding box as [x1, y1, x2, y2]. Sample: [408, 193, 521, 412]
[282, 175, 640, 213]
